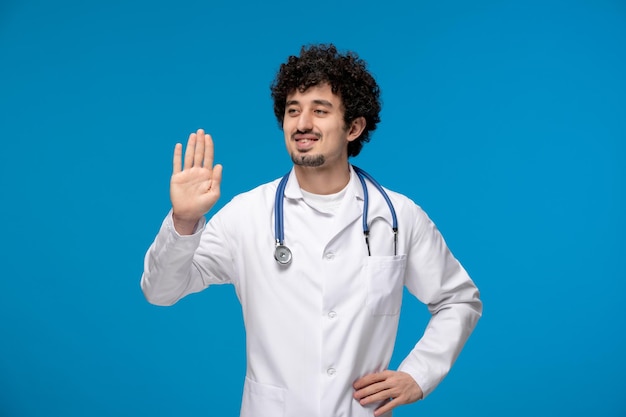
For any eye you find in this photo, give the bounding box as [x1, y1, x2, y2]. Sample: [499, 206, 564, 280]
[314, 109, 328, 115]
[286, 107, 299, 115]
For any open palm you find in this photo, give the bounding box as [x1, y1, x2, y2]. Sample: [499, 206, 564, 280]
[170, 129, 223, 234]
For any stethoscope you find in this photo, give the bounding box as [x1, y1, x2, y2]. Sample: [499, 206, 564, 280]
[274, 165, 398, 265]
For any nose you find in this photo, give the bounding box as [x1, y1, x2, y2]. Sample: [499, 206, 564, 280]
[296, 111, 313, 132]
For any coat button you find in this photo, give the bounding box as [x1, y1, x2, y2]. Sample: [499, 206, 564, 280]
[324, 252, 335, 260]
[328, 310, 337, 319]
[327, 367, 336, 376]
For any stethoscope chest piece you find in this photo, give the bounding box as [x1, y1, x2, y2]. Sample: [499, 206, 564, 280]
[274, 244, 292, 265]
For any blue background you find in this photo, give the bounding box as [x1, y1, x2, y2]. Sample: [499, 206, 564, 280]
[1, 0, 624, 416]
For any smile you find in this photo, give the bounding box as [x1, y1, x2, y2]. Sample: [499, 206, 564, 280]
[293, 133, 320, 151]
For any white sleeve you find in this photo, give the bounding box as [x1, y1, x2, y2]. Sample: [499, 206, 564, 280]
[397, 205, 482, 398]
[140, 209, 235, 306]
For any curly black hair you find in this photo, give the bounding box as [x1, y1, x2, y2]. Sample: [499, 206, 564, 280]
[270, 44, 381, 157]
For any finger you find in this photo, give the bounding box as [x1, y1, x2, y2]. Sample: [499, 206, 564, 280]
[210, 164, 223, 193]
[358, 385, 394, 405]
[353, 372, 387, 390]
[183, 132, 196, 170]
[354, 380, 390, 402]
[203, 132, 215, 170]
[173, 143, 183, 174]
[194, 129, 205, 167]
[374, 397, 400, 417]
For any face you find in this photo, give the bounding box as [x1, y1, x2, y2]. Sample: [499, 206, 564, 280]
[283, 83, 363, 171]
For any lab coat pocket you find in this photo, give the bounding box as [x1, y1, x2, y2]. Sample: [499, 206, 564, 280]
[240, 376, 286, 417]
[365, 255, 407, 316]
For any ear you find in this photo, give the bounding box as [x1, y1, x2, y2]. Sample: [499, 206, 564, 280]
[347, 117, 366, 142]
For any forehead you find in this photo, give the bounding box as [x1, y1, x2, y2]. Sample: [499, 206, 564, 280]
[286, 83, 342, 105]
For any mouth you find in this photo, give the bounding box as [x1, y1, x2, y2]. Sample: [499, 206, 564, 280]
[295, 138, 318, 144]
[293, 133, 320, 150]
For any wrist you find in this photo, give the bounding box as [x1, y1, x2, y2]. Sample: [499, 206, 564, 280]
[172, 213, 201, 235]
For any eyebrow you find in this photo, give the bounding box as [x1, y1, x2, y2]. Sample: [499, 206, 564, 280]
[286, 99, 334, 108]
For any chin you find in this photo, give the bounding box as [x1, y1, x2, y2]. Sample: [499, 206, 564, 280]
[291, 152, 325, 167]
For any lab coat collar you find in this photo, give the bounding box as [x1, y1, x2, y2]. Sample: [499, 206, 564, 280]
[282, 166, 364, 201]
[279, 164, 395, 236]
[282, 168, 304, 200]
[350, 165, 395, 227]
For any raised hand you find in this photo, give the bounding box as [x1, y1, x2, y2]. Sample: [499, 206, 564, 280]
[170, 129, 223, 235]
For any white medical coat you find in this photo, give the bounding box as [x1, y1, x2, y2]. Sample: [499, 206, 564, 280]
[141, 166, 482, 417]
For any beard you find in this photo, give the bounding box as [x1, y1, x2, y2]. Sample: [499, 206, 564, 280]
[290, 152, 325, 167]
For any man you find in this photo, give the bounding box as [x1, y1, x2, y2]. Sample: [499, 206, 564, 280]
[141, 44, 482, 417]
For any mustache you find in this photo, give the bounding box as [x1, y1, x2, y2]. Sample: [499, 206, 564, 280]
[292, 129, 322, 140]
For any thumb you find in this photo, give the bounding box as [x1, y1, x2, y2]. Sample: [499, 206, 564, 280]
[210, 164, 223, 194]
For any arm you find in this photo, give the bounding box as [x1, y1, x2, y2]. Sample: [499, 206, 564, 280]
[396, 207, 482, 397]
[354, 204, 482, 415]
[140, 129, 223, 305]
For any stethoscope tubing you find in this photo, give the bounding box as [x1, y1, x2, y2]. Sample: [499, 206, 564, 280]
[274, 165, 398, 265]
[353, 165, 398, 256]
[274, 173, 290, 246]
[352, 166, 398, 231]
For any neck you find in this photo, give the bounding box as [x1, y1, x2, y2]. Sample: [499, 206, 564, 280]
[294, 162, 351, 195]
